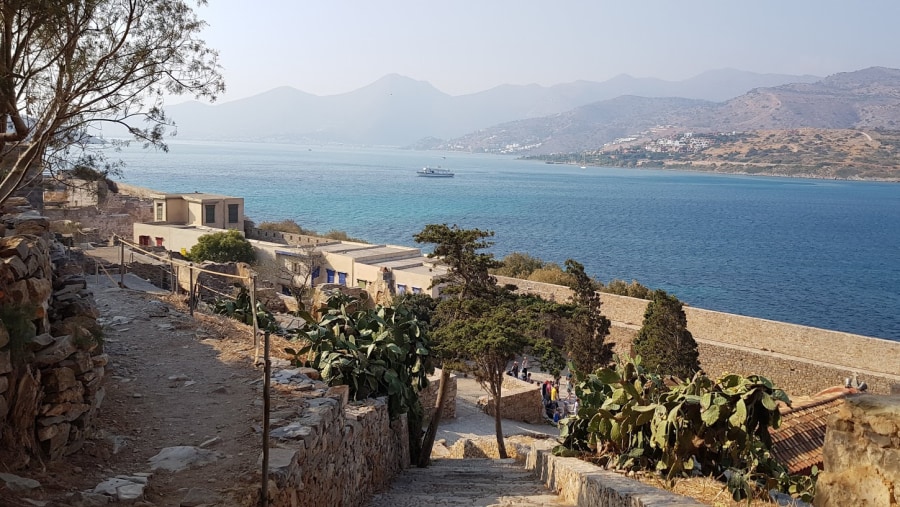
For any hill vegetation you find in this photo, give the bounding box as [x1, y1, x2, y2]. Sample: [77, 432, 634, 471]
[530, 128, 900, 180]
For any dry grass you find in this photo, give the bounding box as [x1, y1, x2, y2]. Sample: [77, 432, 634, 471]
[631, 473, 776, 507]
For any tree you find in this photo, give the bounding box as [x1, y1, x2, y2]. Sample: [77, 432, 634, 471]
[0, 0, 224, 206]
[564, 259, 613, 377]
[492, 252, 545, 278]
[631, 289, 700, 379]
[433, 296, 531, 457]
[413, 224, 503, 464]
[186, 230, 255, 264]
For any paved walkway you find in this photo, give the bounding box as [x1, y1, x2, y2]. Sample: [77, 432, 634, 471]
[436, 377, 559, 445]
[367, 458, 574, 507]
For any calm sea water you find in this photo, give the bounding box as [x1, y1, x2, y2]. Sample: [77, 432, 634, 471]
[113, 141, 900, 341]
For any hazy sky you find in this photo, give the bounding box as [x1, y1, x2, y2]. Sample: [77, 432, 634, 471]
[191, 0, 900, 103]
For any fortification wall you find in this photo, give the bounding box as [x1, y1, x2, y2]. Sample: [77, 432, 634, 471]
[497, 276, 900, 396]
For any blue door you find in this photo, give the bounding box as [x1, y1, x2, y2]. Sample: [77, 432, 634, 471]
[326, 269, 335, 283]
[338, 272, 347, 285]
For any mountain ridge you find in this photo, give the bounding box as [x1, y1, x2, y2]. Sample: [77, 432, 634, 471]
[160, 69, 823, 146]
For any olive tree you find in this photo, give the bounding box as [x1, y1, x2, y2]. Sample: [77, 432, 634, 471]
[0, 0, 224, 205]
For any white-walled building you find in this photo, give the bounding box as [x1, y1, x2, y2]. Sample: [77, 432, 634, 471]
[133, 192, 447, 299]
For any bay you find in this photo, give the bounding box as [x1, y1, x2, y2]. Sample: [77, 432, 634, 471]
[113, 141, 900, 341]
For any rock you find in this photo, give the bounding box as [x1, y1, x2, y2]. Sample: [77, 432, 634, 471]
[0, 322, 8, 348]
[33, 335, 76, 366]
[0, 236, 32, 259]
[43, 367, 78, 393]
[180, 487, 220, 507]
[67, 490, 112, 507]
[0, 350, 11, 375]
[148, 446, 222, 472]
[25, 333, 54, 351]
[2, 254, 28, 280]
[815, 394, 900, 507]
[0, 472, 41, 492]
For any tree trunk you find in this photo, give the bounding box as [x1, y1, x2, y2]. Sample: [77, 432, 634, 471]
[493, 381, 507, 459]
[417, 367, 450, 467]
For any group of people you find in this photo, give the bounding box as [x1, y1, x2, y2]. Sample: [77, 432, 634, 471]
[507, 356, 531, 382]
[506, 357, 578, 426]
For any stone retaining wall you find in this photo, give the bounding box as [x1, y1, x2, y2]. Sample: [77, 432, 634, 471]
[478, 375, 544, 424]
[526, 440, 706, 506]
[255, 373, 409, 507]
[0, 199, 106, 467]
[418, 368, 457, 422]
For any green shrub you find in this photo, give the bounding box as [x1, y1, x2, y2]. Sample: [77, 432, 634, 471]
[186, 230, 255, 263]
[632, 289, 699, 378]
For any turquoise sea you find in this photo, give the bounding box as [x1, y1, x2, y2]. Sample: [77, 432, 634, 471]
[114, 141, 900, 342]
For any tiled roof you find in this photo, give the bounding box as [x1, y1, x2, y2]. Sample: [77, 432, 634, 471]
[769, 387, 859, 474]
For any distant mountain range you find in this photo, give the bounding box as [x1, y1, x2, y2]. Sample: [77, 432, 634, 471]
[446, 67, 900, 155]
[161, 69, 822, 146]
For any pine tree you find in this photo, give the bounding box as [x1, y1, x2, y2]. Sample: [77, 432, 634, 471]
[632, 289, 700, 379]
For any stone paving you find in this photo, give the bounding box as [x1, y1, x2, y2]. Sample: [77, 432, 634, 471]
[367, 458, 574, 507]
[367, 378, 572, 506]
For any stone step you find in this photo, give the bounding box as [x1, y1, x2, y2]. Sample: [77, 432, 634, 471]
[367, 458, 573, 507]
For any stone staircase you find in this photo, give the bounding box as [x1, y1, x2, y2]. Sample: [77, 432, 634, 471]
[367, 457, 574, 506]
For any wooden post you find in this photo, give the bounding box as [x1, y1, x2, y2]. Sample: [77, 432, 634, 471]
[250, 273, 259, 364]
[119, 240, 125, 288]
[188, 264, 195, 316]
[169, 252, 177, 294]
[260, 330, 271, 506]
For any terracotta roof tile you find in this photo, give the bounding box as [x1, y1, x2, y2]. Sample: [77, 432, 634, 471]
[769, 387, 859, 475]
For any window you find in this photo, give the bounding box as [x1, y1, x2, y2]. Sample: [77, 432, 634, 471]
[326, 269, 335, 284]
[228, 203, 239, 223]
[357, 279, 367, 289]
[155, 237, 164, 247]
[204, 204, 216, 223]
[155, 203, 163, 221]
[139, 235, 151, 246]
[338, 272, 347, 285]
[412, 287, 422, 294]
[397, 284, 407, 294]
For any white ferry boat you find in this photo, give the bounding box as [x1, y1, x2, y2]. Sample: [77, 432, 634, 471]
[417, 166, 454, 178]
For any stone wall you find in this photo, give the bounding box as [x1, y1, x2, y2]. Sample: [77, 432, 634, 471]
[418, 368, 457, 422]
[814, 395, 900, 507]
[0, 198, 106, 468]
[255, 372, 409, 507]
[245, 227, 339, 248]
[496, 276, 900, 396]
[478, 375, 544, 424]
[526, 440, 707, 506]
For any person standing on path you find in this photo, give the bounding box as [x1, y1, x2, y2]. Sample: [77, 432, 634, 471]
[521, 356, 529, 376]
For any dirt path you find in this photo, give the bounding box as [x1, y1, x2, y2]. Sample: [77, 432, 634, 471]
[4, 274, 269, 506]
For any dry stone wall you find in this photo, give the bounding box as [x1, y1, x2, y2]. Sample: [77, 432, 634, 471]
[254, 367, 409, 507]
[478, 375, 544, 424]
[0, 198, 106, 467]
[417, 368, 457, 422]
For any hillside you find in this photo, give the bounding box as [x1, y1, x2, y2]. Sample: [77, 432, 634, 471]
[529, 128, 900, 181]
[443, 67, 900, 164]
